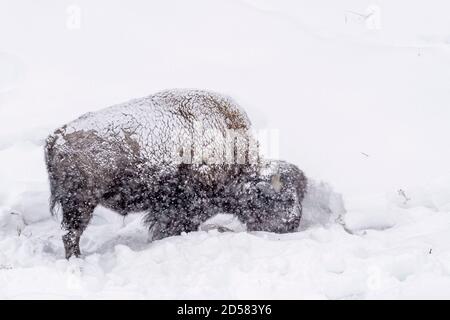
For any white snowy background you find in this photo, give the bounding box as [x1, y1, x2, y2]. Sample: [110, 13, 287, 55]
[1, 0, 450, 299]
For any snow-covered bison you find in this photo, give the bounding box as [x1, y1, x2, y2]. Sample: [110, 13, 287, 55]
[45, 89, 307, 258]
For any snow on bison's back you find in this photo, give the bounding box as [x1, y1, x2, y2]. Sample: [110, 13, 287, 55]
[50, 89, 253, 167]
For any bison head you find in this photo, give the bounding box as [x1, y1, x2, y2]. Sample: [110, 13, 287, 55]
[242, 160, 307, 233]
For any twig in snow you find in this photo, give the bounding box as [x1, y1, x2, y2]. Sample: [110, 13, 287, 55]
[398, 189, 411, 205]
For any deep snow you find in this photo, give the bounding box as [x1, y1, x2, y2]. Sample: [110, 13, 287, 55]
[1, 0, 450, 299]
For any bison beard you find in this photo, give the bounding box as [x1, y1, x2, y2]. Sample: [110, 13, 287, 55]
[44, 89, 307, 259]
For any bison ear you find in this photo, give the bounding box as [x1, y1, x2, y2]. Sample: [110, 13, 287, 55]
[271, 174, 283, 192]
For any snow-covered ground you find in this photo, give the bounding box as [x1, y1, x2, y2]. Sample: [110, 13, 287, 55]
[1, 0, 450, 299]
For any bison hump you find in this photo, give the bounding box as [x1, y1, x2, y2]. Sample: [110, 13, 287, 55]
[52, 89, 256, 167]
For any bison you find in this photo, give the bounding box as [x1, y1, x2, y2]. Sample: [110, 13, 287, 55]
[45, 89, 307, 258]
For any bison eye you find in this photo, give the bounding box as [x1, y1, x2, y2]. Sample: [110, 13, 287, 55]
[256, 181, 272, 194]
